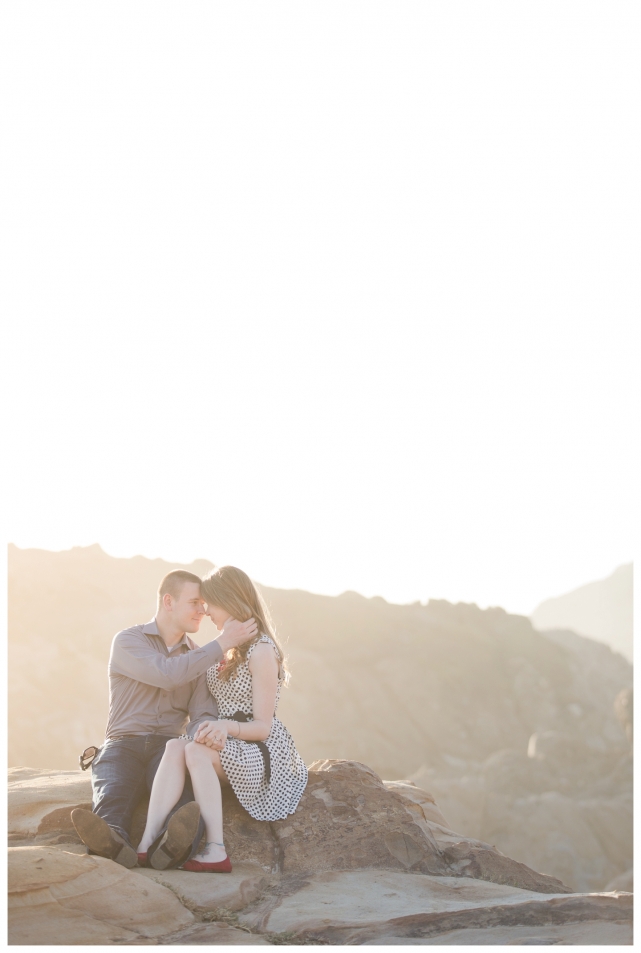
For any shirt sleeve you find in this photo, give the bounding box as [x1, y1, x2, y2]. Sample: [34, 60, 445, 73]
[110, 630, 223, 689]
[184, 672, 219, 736]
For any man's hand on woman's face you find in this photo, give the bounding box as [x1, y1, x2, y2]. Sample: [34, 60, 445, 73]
[217, 617, 258, 653]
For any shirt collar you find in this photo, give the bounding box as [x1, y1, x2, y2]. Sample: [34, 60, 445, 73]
[143, 618, 190, 650]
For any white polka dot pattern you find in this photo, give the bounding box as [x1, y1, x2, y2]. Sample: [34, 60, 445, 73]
[193, 634, 307, 822]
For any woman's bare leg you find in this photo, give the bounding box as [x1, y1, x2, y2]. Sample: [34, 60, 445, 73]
[137, 739, 188, 853]
[184, 741, 228, 862]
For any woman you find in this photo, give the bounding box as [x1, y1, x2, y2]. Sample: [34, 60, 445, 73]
[137, 566, 307, 871]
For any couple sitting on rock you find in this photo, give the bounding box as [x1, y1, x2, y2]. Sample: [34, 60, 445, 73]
[72, 566, 307, 873]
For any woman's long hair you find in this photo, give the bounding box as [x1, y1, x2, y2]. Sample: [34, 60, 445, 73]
[201, 565, 288, 683]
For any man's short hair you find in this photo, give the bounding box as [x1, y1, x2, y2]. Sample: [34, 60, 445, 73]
[157, 570, 202, 609]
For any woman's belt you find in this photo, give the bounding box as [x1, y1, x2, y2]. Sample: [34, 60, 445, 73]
[229, 711, 271, 783]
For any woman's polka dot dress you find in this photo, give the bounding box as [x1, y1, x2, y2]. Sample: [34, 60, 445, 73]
[208, 634, 307, 821]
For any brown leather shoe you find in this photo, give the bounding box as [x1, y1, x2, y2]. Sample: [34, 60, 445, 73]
[71, 809, 138, 868]
[149, 802, 201, 870]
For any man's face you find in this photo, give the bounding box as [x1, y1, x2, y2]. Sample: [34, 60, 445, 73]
[170, 581, 206, 633]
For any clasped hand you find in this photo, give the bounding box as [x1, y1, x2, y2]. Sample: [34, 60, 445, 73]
[193, 720, 228, 750]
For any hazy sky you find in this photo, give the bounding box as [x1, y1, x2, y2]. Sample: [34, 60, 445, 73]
[3, 2, 637, 615]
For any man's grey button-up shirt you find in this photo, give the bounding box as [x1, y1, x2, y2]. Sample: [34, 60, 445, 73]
[105, 618, 223, 740]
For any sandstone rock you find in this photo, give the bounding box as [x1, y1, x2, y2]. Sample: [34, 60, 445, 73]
[272, 759, 447, 875]
[160, 922, 271, 944]
[219, 785, 280, 870]
[383, 780, 451, 829]
[440, 842, 571, 895]
[136, 862, 271, 914]
[7, 765, 631, 947]
[8, 767, 92, 835]
[213, 760, 449, 878]
[240, 871, 570, 934]
[385, 778, 571, 894]
[362, 919, 633, 944]
[385, 777, 492, 850]
[10, 899, 142, 945]
[10, 835, 88, 855]
[8, 846, 195, 944]
[238, 868, 617, 937]
[10, 764, 573, 896]
[287, 888, 632, 944]
[413, 769, 487, 839]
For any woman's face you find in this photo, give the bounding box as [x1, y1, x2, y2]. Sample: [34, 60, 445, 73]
[205, 603, 232, 631]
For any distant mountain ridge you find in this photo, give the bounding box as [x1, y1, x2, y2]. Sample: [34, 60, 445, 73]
[8, 544, 631, 774]
[530, 564, 633, 662]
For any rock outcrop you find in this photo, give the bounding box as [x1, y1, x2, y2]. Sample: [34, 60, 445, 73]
[238, 871, 631, 945]
[9, 846, 195, 944]
[8, 767, 93, 837]
[8, 760, 631, 945]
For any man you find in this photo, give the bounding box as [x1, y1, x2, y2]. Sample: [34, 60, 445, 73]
[71, 569, 256, 870]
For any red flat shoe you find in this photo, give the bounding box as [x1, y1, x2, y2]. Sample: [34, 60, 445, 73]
[137, 853, 148, 866]
[181, 856, 232, 873]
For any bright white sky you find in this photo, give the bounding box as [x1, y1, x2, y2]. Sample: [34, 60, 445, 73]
[2, 2, 638, 615]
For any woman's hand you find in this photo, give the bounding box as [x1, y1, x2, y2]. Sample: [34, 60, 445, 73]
[193, 720, 228, 750]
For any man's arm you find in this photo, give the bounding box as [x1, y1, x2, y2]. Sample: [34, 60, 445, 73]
[110, 631, 221, 688]
[110, 618, 258, 689]
[184, 673, 220, 737]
